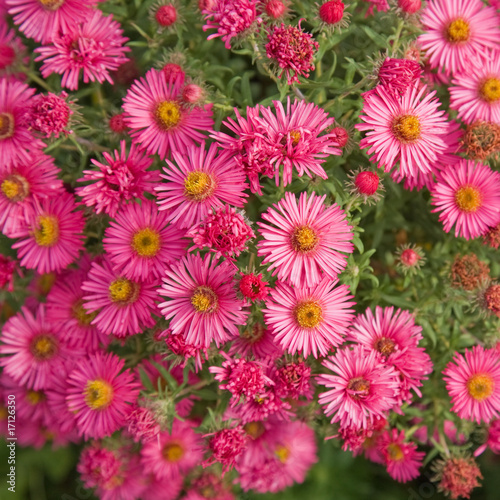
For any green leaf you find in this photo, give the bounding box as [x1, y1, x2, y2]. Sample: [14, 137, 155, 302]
[138, 367, 154, 392]
[150, 360, 179, 393]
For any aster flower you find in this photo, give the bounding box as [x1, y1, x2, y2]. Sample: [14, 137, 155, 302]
[187, 205, 254, 260]
[125, 405, 161, 443]
[184, 472, 234, 500]
[346, 168, 384, 205]
[6, 0, 96, 44]
[379, 429, 424, 483]
[0, 152, 63, 237]
[151, 1, 179, 30]
[356, 84, 450, 178]
[158, 253, 249, 347]
[377, 57, 422, 96]
[395, 244, 426, 275]
[27, 91, 73, 138]
[461, 121, 500, 162]
[432, 455, 483, 499]
[265, 21, 319, 84]
[318, 345, 401, 429]
[0, 255, 18, 292]
[431, 159, 500, 240]
[202, 0, 259, 49]
[229, 323, 282, 360]
[483, 283, 500, 318]
[78, 443, 124, 490]
[450, 254, 489, 290]
[256, 98, 341, 186]
[11, 192, 85, 274]
[66, 352, 139, 439]
[318, 0, 350, 33]
[45, 264, 110, 352]
[264, 277, 355, 358]
[122, 68, 214, 159]
[0, 78, 45, 164]
[418, 0, 500, 76]
[203, 426, 248, 473]
[450, 52, 500, 125]
[81, 258, 158, 338]
[34, 10, 130, 91]
[257, 191, 354, 288]
[364, 0, 389, 16]
[483, 222, 500, 249]
[140, 420, 203, 480]
[164, 330, 207, 371]
[276, 361, 313, 399]
[443, 345, 500, 424]
[141, 473, 183, 500]
[0, 22, 27, 80]
[237, 273, 270, 302]
[103, 199, 187, 281]
[347, 306, 432, 404]
[76, 140, 159, 218]
[0, 305, 72, 390]
[155, 142, 249, 229]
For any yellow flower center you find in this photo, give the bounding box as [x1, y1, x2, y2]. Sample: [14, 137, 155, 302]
[30, 334, 58, 360]
[392, 115, 421, 142]
[162, 442, 184, 462]
[72, 298, 98, 326]
[84, 379, 114, 410]
[38, 0, 65, 10]
[155, 100, 181, 130]
[275, 445, 290, 463]
[183, 171, 215, 201]
[387, 443, 404, 461]
[294, 301, 323, 329]
[446, 18, 470, 43]
[347, 377, 371, 400]
[0, 112, 15, 140]
[290, 130, 301, 146]
[480, 78, 500, 103]
[191, 285, 218, 313]
[291, 225, 319, 253]
[108, 278, 139, 304]
[244, 421, 265, 439]
[132, 227, 161, 257]
[455, 186, 482, 213]
[34, 216, 60, 247]
[26, 390, 45, 405]
[374, 337, 396, 356]
[467, 373, 494, 401]
[1, 174, 30, 202]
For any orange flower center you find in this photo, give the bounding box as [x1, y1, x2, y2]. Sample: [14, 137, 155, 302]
[294, 301, 322, 328]
[155, 100, 181, 129]
[0, 112, 15, 140]
[84, 379, 114, 410]
[387, 443, 404, 461]
[30, 334, 58, 360]
[1, 174, 29, 202]
[275, 445, 290, 463]
[480, 78, 500, 103]
[191, 285, 218, 313]
[38, 0, 65, 10]
[392, 115, 421, 142]
[455, 186, 482, 213]
[34, 215, 60, 247]
[374, 337, 396, 356]
[183, 171, 216, 201]
[446, 18, 470, 43]
[291, 225, 319, 253]
[244, 421, 265, 439]
[467, 373, 494, 401]
[162, 442, 184, 462]
[347, 377, 371, 400]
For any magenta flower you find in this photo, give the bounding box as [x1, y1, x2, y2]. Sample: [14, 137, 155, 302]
[263, 277, 355, 358]
[443, 345, 500, 424]
[357, 84, 450, 178]
[28, 91, 73, 138]
[419, 0, 500, 76]
[155, 142, 249, 228]
[228, 323, 283, 360]
[82, 258, 158, 338]
[158, 253, 249, 347]
[76, 140, 158, 218]
[103, 199, 187, 281]
[431, 159, 500, 240]
[123, 69, 214, 159]
[11, 192, 85, 274]
[317, 345, 401, 429]
[377, 57, 422, 96]
[0, 22, 28, 80]
[66, 352, 139, 439]
[0, 305, 72, 390]
[203, 426, 248, 473]
[450, 51, 500, 124]
[6, 0, 96, 43]
[35, 10, 130, 90]
[257, 191, 353, 288]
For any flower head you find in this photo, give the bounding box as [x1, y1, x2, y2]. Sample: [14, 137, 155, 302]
[432, 455, 483, 499]
[450, 254, 489, 290]
[461, 121, 500, 161]
[27, 92, 73, 138]
[204, 426, 248, 473]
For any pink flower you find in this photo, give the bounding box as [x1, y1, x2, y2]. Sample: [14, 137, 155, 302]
[35, 10, 130, 90]
[0, 305, 72, 390]
[66, 352, 139, 439]
[188, 205, 254, 260]
[377, 58, 422, 96]
[78, 443, 124, 489]
[0, 22, 28, 80]
[318, 345, 401, 429]
[82, 258, 158, 337]
[140, 420, 203, 479]
[266, 22, 319, 84]
[237, 273, 270, 302]
[27, 92, 73, 138]
[164, 330, 207, 371]
[203, 0, 259, 48]
[141, 473, 183, 500]
[263, 277, 355, 358]
[76, 140, 158, 218]
[257, 191, 354, 288]
[122, 69, 214, 159]
[379, 428, 424, 482]
[204, 426, 248, 473]
[6, 0, 96, 43]
[125, 405, 161, 443]
[347, 306, 433, 404]
[0, 152, 63, 237]
[184, 473, 234, 500]
[419, 0, 500, 76]
[0, 78, 45, 164]
[155, 142, 248, 229]
[0, 255, 17, 292]
[158, 253, 249, 347]
[357, 84, 450, 178]
[431, 159, 500, 240]
[364, 0, 389, 16]
[346, 168, 384, 204]
[228, 323, 282, 360]
[443, 345, 500, 424]
[276, 361, 313, 400]
[450, 51, 500, 125]
[256, 98, 341, 186]
[12, 192, 85, 274]
[103, 199, 187, 281]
